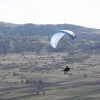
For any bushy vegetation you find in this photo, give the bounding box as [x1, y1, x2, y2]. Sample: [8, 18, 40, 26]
[0, 22, 100, 100]
[0, 22, 100, 55]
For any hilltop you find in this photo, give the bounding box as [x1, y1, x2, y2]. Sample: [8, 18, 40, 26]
[0, 21, 100, 37]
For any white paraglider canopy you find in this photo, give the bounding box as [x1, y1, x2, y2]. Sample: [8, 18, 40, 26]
[50, 30, 76, 48]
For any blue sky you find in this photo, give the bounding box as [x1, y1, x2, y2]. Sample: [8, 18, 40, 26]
[0, 0, 100, 29]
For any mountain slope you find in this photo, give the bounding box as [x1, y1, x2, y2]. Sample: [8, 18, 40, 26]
[0, 22, 100, 55]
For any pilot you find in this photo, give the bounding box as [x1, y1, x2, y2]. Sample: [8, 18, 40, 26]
[62, 66, 70, 74]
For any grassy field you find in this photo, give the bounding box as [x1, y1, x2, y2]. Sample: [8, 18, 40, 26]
[0, 53, 100, 100]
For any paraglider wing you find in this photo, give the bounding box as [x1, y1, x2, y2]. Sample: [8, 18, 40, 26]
[50, 32, 65, 48]
[50, 30, 76, 48]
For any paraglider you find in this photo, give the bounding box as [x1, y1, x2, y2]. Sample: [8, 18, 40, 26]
[62, 66, 70, 74]
[50, 30, 76, 48]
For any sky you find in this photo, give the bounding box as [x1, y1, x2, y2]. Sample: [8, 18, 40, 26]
[0, 0, 100, 29]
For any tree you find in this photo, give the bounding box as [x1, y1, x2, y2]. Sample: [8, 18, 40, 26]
[21, 80, 24, 84]
[83, 74, 87, 78]
[38, 86, 40, 89]
[38, 80, 43, 85]
[37, 91, 39, 95]
[43, 91, 45, 95]
[25, 79, 30, 84]
[33, 80, 37, 84]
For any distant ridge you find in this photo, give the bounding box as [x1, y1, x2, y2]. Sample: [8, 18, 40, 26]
[0, 21, 100, 37]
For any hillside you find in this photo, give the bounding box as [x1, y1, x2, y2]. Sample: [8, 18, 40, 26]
[0, 21, 100, 37]
[0, 22, 100, 55]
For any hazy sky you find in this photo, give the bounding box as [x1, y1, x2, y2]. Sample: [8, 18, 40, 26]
[0, 0, 100, 29]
